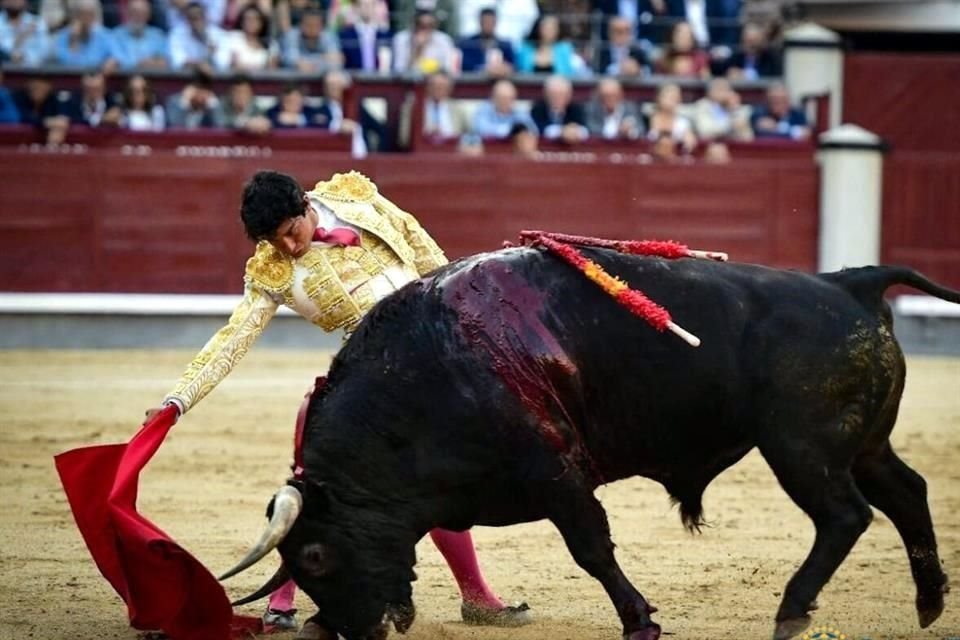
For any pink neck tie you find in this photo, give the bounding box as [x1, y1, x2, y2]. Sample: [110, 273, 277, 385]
[313, 227, 361, 247]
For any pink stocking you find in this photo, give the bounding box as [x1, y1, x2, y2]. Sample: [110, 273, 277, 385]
[267, 579, 297, 613]
[429, 528, 503, 609]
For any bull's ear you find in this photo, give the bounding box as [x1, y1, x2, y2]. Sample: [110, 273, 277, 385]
[300, 542, 336, 577]
[304, 479, 332, 514]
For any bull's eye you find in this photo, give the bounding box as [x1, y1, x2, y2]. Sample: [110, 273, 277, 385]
[300, 542, 334, 577]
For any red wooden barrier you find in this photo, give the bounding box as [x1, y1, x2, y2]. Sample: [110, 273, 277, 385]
[0, 147, 818, 294]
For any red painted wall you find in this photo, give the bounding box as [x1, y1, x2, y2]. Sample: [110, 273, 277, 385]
[0, 148, 819, 293]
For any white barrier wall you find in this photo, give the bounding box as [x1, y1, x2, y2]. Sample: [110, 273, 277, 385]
[817, 124, 886, 272]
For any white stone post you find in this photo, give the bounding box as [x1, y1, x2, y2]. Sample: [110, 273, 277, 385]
[783, 22, 844, 128]
[817, 125, 887, 273]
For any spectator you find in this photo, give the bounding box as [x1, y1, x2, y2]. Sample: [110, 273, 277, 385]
[214, 5, 277, 71]
[221, 0, 271, 33]
[282, 7, 342, 73]
[456, 0, 538, 50]
[646, 82, 697, 153]
[517, 13, 587, 77]
[751, 81, 809, 140]
[275, 0, 323, 34]
[530, 74, 588, 143]
[60, 69, 119, 126]
[52, 0, 112, 67]
[637, 0, 740, 52]
[39, 0, 73, 32]
[108, 0, 168, 70]
[597, 15, 647, 77]
[165, 70, 226, 128]
[108, 74, 165, 130]
[222, 74, 270, 133]
[655, 21, 710, 78]
[165, 0, 226, 34]
[391, 0, 456, 37]
[327, 0, 389, 30]
[339, 0, 392, 72]
[585, 77, 642, 140]
[0, 66, 20, 123]
[457, 7, 513, 75]
[315, 69, 362, 133]
[392, 7, 456, 73]
[693, 77, 752, 141]
[725, 23, 781, 80]
[12, 76, 70, 143]
[471, 78, 537, 139]
[169, 1, 226, 70]
[265, 82, 319, 129]
[416, 70, 469, 140]
[509, 120, 538, 158]
[0, 0, 50, 67]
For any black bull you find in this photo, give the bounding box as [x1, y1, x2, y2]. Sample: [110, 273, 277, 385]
[228, 247, 959, 640]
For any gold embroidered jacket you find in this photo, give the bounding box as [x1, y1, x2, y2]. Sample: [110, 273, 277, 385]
[164, 172, 446, 414]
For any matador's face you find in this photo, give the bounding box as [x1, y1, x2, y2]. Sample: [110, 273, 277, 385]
[270, 201, 318, 258]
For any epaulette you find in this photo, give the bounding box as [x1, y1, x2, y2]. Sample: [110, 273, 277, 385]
[244, 242, 294, 294]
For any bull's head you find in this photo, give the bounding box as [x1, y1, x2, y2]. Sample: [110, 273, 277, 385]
[220, 482, 418, 640]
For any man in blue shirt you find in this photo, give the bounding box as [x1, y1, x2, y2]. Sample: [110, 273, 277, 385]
[471, 79, 537, 139]
[52, 0, 111, 68]
[0, 0, 50, 67]
[109, 0, 168, 69]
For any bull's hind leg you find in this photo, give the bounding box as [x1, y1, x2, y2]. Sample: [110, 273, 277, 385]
[853, 443, 949, 628]
[546, 475, 661, 640]
[758, 440, 874, 640]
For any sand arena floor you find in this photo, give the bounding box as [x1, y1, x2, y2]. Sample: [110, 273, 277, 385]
[1, 350, 958, 640]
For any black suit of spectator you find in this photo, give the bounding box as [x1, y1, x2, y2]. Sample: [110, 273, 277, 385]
[596, 43, 648, 75]
[724, 48, 782, 77]
[59, 93, 118, 126]
[13, 88, 62, 127]
[458, 34, 515, 72]
[530, 99, 588, 134]
[637, 0, 740, 48]
[338, 25, 393, 71]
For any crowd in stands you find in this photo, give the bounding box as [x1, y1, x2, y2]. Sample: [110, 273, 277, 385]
[0, 0, 809, 157]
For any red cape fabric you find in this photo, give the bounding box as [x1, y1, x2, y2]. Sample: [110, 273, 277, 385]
[55, 406, 263, 639]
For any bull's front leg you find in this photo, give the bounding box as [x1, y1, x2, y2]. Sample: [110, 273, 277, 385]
[545, 474, 660, 640]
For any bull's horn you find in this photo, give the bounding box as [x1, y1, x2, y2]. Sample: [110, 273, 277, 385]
[230, 564, 291, 606]
[219, 485, 303, 581]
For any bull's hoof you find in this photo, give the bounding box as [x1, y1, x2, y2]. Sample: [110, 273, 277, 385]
[917, 576, 950, 629]
[772, 615, 811, 640]
[623, 623, 661, 640]
[807, 600, 819, 612]
[461, 601, 532, 627]
[386, 602, 416, 633]
[294, 620, 337, 640]
[917, 595, 945, 629]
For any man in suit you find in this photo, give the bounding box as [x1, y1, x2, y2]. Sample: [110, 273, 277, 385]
[596, 15, 648, 76]
[338, 0, 391, 72]
[457, 7, 514, 75]
[165, 70, 226, 129]
[143, 170, 532, 638]
[584, 77, 644, 140]
[750, 81, 810, 140]
[530, 74, 589, 144]
[724, 22, 781, 80]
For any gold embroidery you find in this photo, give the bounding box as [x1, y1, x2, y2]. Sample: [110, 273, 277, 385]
[244, 242, 294, 294]
[165, 286, 277, 413]
[310, 171, 378, 203]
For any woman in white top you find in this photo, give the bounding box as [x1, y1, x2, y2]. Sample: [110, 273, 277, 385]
[646, 83, 698, 153]
[215, 5, 278, 71]
[112, 75, 165, 132]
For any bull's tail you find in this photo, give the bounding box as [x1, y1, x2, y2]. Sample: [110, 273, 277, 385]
[827, 265, 960, 307]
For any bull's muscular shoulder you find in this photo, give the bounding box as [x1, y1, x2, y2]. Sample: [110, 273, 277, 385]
[244, 242, 294, 294]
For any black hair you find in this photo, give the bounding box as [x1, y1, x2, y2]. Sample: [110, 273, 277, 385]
[190, 68, 214, 90]
[236, 4, 269, 41]
[231, 73, 253, 87]
[479, 7, 496, 18]
[526, 12, 562, 44]
[240, 171, 307, 241]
